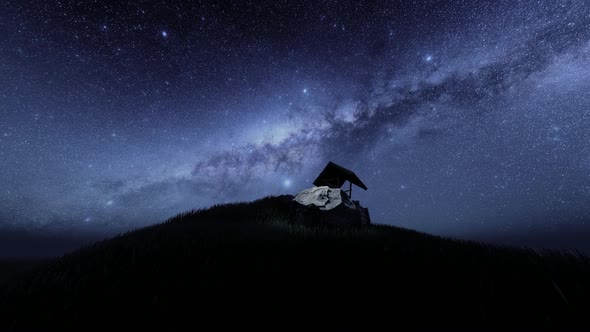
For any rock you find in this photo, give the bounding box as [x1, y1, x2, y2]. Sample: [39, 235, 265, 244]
[292, 186, 371, 225]
[293, 186, 354, 210]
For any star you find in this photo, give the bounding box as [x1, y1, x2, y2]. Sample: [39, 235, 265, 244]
[303, 88, 308, 94]
[283, 179, 292, 188]
[161, 31, 168, 38]
[425, 55, 433, 62]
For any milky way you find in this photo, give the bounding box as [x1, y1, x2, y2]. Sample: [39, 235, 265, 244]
[1, 1, 590, 252]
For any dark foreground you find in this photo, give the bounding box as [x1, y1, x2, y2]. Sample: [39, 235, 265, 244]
[1, 196, 589, 331]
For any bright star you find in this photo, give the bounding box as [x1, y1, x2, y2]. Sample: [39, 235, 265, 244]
[283, 179, 292, 188]
[106, 200, 114, 206]
[162, 31, 168, 37]
[303, 88, 308, 94]
[425, 55, 433, 62]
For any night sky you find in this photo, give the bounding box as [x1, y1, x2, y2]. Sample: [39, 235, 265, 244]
[2, 0, 590, 255]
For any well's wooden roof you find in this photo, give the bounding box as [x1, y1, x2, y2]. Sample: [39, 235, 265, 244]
[313, 161, 368, 190]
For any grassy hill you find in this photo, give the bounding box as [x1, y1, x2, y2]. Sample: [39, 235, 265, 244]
[1, 195, 589, 330]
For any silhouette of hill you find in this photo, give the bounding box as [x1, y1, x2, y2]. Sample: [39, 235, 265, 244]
[0, 259, 50, 283]
[0, 195, 589, 331]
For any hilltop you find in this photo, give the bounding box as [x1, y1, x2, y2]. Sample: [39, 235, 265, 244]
[0, 195, 589, 331]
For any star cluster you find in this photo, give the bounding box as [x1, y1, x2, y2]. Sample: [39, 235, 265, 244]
[1, 0, 590, 252]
